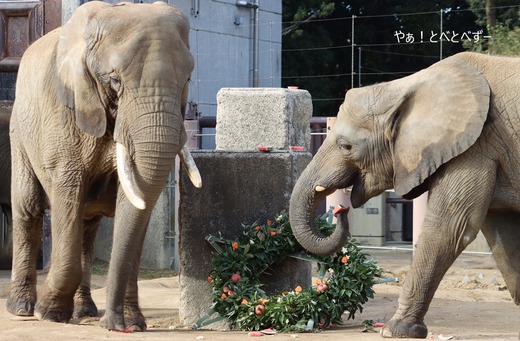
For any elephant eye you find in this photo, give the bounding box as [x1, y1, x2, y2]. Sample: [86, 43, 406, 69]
[109, 74, 121, 92]
[339, 142, 352, 151]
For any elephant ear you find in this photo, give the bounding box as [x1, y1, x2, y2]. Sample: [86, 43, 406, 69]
[56, 1, 110, 138]
[388, 54, 490, 197]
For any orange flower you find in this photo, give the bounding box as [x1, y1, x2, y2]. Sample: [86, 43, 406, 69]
[207, 276, 213, 282]
[241, 298, 249, 305]
[269, 229, 276, 236]
[295, 285, 302, 293]
[258, 298, 269, 305]
[341, 255, 349, 264]
[232, 241, 239, 250]
[221, 293, 227, 299]
[266, 220, 272, 225]
[254, 225, 261, 231]
[315, 278, 322, 285]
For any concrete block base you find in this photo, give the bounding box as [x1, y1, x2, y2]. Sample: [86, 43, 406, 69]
[178, 150, 311, 328]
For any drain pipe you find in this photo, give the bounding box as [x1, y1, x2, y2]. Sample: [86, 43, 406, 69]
[236, 0, 260, 87]
[252, 0, 259, 87]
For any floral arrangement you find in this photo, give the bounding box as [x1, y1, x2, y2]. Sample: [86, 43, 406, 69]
[205, 210, 381, 332]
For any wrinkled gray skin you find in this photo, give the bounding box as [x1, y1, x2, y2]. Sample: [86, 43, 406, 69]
[0, 111, 11, 269]
[290, 52, 520, 338]
[7, 2, 200, 332]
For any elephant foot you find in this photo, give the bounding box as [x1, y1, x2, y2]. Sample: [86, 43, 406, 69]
[6, 295, 35, 316]
[34, 301, 72, 323]
[100, 311, 128, 332]
[125, 304, 147, 331]
[100, 308, 147, 332]
[381, 317, 428, 338]
[72, 296, 98, 318]
[124, 315, 147, 332]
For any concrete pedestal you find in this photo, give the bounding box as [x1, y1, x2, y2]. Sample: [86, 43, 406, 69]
[178, 151, 312, 328]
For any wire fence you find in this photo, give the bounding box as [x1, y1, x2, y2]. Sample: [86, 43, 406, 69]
[193, 4, 520, 106]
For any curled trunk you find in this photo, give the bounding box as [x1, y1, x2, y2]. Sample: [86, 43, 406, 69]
[289, 168, 350, 256]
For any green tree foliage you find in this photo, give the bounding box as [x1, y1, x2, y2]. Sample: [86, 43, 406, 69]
[466, 0, 520, 55]
[282, 1, 480, 116]
[467, 0, 520, 28]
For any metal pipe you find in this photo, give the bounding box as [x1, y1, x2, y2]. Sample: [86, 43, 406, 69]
[191, 132, 328, 138]
[361, 245, 492, 256]
[439, 9, 443, 60]
[351, 15, 355, 89]
[197, 116, 329, 129]
[253, 0, 259, 87]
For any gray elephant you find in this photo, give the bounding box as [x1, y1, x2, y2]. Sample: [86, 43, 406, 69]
[289, 52, 520, 338]
[0, 108, 12, 269]
[7, 1, 201, 332]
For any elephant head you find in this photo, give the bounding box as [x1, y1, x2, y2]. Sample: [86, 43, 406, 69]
[56, 1, 201, 210]
[290, 55, 490, 256]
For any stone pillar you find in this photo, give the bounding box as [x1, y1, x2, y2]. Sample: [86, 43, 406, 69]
[178, 88, 313, 328]
[216, 88, 312, 151]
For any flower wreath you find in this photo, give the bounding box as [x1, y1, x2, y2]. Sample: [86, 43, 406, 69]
[203, 210, 381, 332]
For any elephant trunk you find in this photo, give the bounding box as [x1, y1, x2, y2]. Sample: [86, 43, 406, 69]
[289, 164, 350, 256]
[116, 110, 200, 210]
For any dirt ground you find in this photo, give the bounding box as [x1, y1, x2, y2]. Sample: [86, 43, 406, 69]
[0, 248, 517, 341]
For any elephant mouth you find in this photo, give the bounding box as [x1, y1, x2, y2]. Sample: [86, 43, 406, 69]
[350, 183, 364, 208]
[315, 171, 365, 207]
[348, 175, 367, 208]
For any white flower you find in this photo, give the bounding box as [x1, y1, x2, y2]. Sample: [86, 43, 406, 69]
[341, 247, 348, 253]
[328, 268, 334, 273]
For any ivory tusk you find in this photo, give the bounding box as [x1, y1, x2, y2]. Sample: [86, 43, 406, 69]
[116, 143, 146, 210]
[180, 145, 202, 188]
[315, 185, 327, 192]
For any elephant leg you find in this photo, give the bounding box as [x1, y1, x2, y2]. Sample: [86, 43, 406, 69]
[100, 191, 151, 331]
[124, 242, 146, 332]
[7, 157, 44, 316]
[382, 156, 496, 338]
[72, 216, 101, 319]
[481, 212, 520, 305]
[35, 185, 84, 322]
